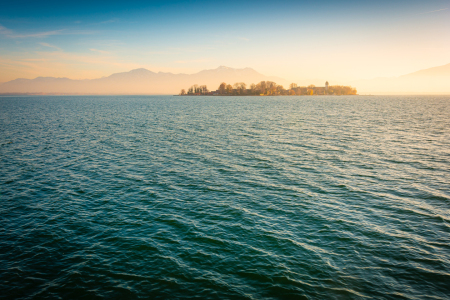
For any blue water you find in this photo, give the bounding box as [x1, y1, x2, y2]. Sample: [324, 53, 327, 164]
[1, 95, 449, 299]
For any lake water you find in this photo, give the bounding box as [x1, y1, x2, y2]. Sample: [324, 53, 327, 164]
[1, 95, 449, 299]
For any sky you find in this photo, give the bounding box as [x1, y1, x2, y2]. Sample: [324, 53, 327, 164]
[0, 0, 449, 83]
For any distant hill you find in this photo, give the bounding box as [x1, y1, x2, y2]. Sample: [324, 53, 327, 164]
[2, 63, 449, 95]
[0, 66, 288, 95]
[401, 63, 450, 78]
[353, 63, 450, 95]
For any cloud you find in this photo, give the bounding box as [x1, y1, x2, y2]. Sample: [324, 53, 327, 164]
[35, 50, 142, 70]
[141, 46, 216, 56]
[168, 46, 215, 53]
[99, 19, 119, 24]
[40, 42, 62, 51]
[238, 37, 250, 41]
[415, 8, 448, 15]
[174, 58, 211, 64]
[22, 58, 51, 62]
[0, 24, 12, 35]
[148, 51, 168, 55]
[90, 48, 110, 54]
[0, 24, 96, 39]
[10, 30, 64, 38]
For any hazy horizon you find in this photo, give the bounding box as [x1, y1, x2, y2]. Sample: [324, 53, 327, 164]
[1, 63, 450, 95]
[1, 0, 450, 92]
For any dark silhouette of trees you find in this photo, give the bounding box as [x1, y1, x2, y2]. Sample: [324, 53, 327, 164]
[255, 81, 266, 95]
[180, 81, 357, 96]
[233, 82, 246, 94]
[185, 84, 210, 95]
[200, 85, 209, 94]
[276, 85, 284, 95]
[226, 84, 233, 94]
[219, 82, 226, 95]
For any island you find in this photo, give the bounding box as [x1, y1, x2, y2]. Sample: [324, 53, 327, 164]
[179, 81, 357, 96]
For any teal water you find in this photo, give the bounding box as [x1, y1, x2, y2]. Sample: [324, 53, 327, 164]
[1, 95, 449, 299]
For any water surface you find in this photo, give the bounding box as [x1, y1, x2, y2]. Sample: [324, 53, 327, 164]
[1, 95, 449, 299]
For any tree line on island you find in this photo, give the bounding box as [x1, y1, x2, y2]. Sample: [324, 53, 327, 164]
[179, 81, 357, 96]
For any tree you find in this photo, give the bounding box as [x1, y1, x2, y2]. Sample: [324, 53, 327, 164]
[233, 83, 240, 94]
[180, 81, 356, 97]
[233, 82, 246, 94]
[200, 85, 209, 94]
[276, 85, 284, 95]
[219, 82, 226, 95]
[259, 81, 266, 95]
[266, 81, 276, 90]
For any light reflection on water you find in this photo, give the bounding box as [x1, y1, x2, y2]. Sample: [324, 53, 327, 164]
[0, 95, 449, 299]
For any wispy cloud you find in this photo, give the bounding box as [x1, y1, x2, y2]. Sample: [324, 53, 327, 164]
[148, 51, 168, 55]
[40, 42, 62, 51]
[0, 24, 96, 39]
[174, 58, 211, 64]
[99, 19, 119, 24]
[10, 30, 64, 38]
[22, 58, 51, 62]
[35, 50, 142, 70]
[144, 46, 215, 56]
[238, 37, 250, 41]
[90, 48, 110, 54]
[415, 8, 448, 15]
[168, 46, 215, 53]
[0, 24, 12, 35]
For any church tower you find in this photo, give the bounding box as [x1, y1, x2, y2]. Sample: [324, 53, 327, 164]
[325, 81, 329, 92]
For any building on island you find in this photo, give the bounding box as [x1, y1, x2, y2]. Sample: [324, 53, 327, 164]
[180, 80, 357, 96]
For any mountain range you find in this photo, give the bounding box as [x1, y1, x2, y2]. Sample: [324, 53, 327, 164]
[0, 64, 449, 95]
[0, 66, 287, 95]
[351, 63, 450, 94]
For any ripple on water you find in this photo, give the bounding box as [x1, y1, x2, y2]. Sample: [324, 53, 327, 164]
[0, 95, 449, 299]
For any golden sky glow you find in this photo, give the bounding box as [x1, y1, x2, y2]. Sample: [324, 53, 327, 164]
[1, 0, 449, 92]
